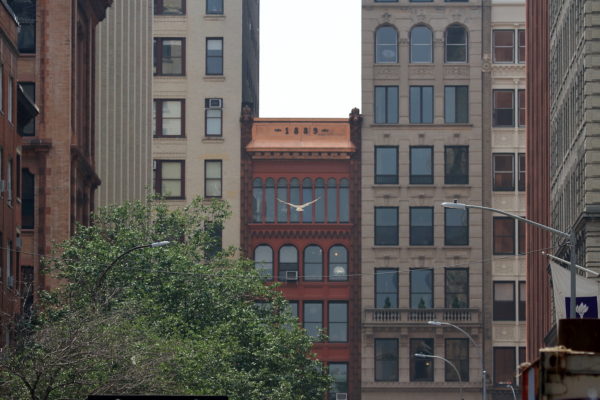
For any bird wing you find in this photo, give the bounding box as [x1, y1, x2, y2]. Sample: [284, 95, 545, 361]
[277, 198, 298, 208]
[300, 197, 321, 209]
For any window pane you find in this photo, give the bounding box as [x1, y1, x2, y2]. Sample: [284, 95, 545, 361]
[410, 207, 433, 246]
[375, 86, 398, 124]
[327, 178, 337, 223]
[375, 339, 398, 381]
[277, 178, 288, 223]
[375, 147, 398, 184]
[411, 339, 434, 381]
[339, 179, 349, 223]
[315, 179, 325, 222]
[206, 39, 223, 75]
[329, 363, 348, 398]
[279, 245, 299, 281]
[206, 108, 221, 136]
[252, 178, 263, 222]
[304, 245, 323, 281]
[494, 31, 515, 62]
[161, 40, 183, 75]
[376, 26, 398, 63]
[206, 0, 223, 14]
[445, 208, 468, 246]
[445, 268, 469, 308]
[410, 147, 433, 184]
[446, 25, 467, 62]
[302, 178, 314, 223]
[411, 26, 432, 63]
[445, 86, 469, 123]
[290, 178, 300, 222]
[254, 245, 273, 280]
[375, 207, 398, 245]
[411, 269, 433, 308]
[494, 217, 515, 254]
[446, 339, 469, 381]
[304, 302, 323, 339]
[265, 178, 275, 223]
[376, 268, 398, 308]
[519, 281, 526, 321]
[328, 302, 347, 342]
[494, 347, 516, 384]
[494, 282, 516, 320]
[445, 146, 469, 184]
[493, 154, 515, 190]
[329, 246, 348, 281]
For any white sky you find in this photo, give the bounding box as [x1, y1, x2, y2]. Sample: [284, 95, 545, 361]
[259, 0, 361, 118]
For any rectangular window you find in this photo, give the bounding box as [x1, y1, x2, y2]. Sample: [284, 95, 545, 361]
[328, 363, 348, 400]
[409, 86, 433, 124]
[19, 82, 35, 136]
[205, 98, 223, 136]
[154, 38, 185, 76]
[445, 268, 469, 308]
[375, 146, 398, 184]
[518, 29, 526, 63]
[518, 153, 526, 191]
[205, 222, 222, 259]
[375, 268, 398, 308]
[445, 208, 468, 246]
[410, 268, 433, 308]
[375, 338, 398, 381]
[206, 38, 223, 75]
[9, 0, 36, 53]
[8, 77, 13, 123]
[411, 338, 434, 381]
[328, 302, 348, 342]
[410, 207, 433, 246]
[6, 159, 12, 206]
[493, 30, 515, 63]
[493, 90, 515, 127]
[205, 160, 222, 198]
[444, 86, 469, 123]
[410, 146, 433, 184]
[518, 89, 526, 127]
[154, 0, 185, 15]
[493, 153, 515, 191]
[518, 220, 526, 255]
[494, 347, 516, 384]
[374, 86, 399, 124]
[375, 207, 398, 246]
[206, 0, 224, 14]
[154, 160, 185, 199]
[494, 217, 515, 254]
[519, 281, 526, 321]
[444, 146, 468, 184]
[494, 281, 516, 321]
[288, 301, 298, 319]
[303, 301, 323, 340]
[446, 339, 469, 382]
[21, 169, 34, 229]
[153, 99, 184, 137]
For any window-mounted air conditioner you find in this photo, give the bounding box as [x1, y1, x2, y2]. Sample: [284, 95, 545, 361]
[206, 98, 223, 109]
[15, 237, 22, 250]
[285, 270, 298, 281]
[336, 393, 348, 400]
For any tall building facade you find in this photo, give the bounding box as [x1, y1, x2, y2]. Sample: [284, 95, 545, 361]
[152, 0, 259, 250]
[6, 0, 111, 341]
[241, 109, 362, 400]
[526, 0, 600, 358]
[360, 1, 491, 399]
[489, 0, 527, 393]
[95, 0, 153, 206]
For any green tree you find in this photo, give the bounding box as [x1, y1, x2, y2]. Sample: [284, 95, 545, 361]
[0, 196, 331, 400]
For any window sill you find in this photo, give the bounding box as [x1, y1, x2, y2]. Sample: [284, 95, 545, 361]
[442, 245, 471, 249]
[370, 123, 474, 128]
[204, 75, 225, 82]
[202, 137, 224, 143]
[154, 75, 186, 79]
[154, 135, 186, 139]
[442, 184, 471, 188]
[372, 245, 400, 249]
[204, 14, 225, 20]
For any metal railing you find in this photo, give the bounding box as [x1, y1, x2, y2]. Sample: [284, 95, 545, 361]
[364, 308, 480, 324]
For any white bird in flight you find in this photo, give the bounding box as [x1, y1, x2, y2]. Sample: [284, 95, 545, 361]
[277, 197, 321, 212]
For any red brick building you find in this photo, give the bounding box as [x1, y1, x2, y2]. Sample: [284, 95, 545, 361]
[241, 107, 362, 399]
[0, 0, 111, 342]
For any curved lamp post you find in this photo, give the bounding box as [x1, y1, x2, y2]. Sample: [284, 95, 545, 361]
[429, 320, 486, 400]
[504, 383, 517, 400]
[94, 241, 170, 300]
[441, 201, 577, 319]
[414, 353, 464, 400]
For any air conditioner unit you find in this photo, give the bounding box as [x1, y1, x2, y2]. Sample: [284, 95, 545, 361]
[207, 98, 223, 108]
[7, 276, 14, 288]
[336, 393, 348, 400]
[285, 271, 298, 281]
[15, 237, 22, 250]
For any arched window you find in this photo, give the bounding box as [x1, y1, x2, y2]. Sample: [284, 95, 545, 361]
[339, 179, 349, 223]
[302, 178, 313, 223]
[265, 178, 275, 223]
[329, 245, 348, 281]
[252, 178, 263, 222]
[410, 25, 433, 63]
[445, 24, 468, 62]
[254, 245, 273, 280]
[375, 25, 398, 63]
[304, 245, 323, 281]
[315, 178, 325, 223]
[327, 178, 337, 223]
[277, 178, 288, 223]
[290, 178, 300, 223]
[279, 245, 298, 281]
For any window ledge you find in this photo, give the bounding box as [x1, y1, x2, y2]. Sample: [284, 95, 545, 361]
[442, 184, 471, 188]
[204, 14, 225, 20]
[372, 184, 401, 188]
[372, 245, 400, 249]
[202, 137, 225, 143]
[441, 246, 471, 249]
[204, 75, 225, 82]
[154, 136, 186, 140]
[370, 123, 474, 128]
[154, 75, 187, 79]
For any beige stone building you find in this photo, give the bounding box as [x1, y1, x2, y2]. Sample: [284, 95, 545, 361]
[360, 0, 490, 399]
[488, 0, 527, 395]
[95, 0, 153, 206]
[152, 0, 259, 249]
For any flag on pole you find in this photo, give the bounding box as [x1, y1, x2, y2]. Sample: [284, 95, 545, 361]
[549, 261, 600, 319]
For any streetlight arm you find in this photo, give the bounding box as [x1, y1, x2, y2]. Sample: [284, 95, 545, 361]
[415, 353, 463, 399]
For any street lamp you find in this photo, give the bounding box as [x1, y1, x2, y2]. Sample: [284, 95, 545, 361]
[94, 241, 171, 300]
[414, 353, 464, 400]
[429, 320, 486, 400]
[503, 383, 517, 400]
[441, 201, 577, 319]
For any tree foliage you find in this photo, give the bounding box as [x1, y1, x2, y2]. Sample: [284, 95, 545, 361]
[0, 196, 331, 400]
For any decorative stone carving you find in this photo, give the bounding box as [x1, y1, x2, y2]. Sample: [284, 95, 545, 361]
[444, 65, 470, 79]
[481, 54, 492, 73]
